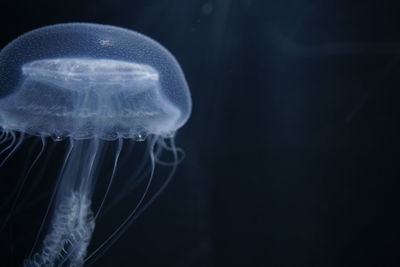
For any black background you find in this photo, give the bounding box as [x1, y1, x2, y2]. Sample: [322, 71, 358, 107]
[1, 0, 400, 266]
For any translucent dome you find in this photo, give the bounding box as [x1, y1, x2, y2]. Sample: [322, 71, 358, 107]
[0, 23, 191, 140]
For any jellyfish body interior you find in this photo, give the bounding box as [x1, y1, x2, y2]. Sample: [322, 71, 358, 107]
[0, 23, 191, 266]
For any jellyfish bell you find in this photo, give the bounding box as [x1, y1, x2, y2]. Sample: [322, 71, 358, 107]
[0, 23, 191, 266]
[0, 22, 191, 140]
[1, 57, 181, 140]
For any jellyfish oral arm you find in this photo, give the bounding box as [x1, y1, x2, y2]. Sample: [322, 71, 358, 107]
[25, 139, 102, 267]
[25, 192, 94, 267]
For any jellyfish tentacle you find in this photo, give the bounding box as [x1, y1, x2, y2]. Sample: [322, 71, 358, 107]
[0, 131, 7, 143]
[136, 137, 179, 212]
[0, 137, 45, 233]
[12, 139, 57, 214]
[154, 137, 185, 166]
[85, 136, 179, 265]
[13, 137, 46, 207]
[100, 158, 151, 218]
[0, 131, 16, 157]
[29, 139, 75, 259]
[100, 141, 151, 216]
[117, 139, 135, 168]
[94, 138, 123, 220]
[85, 136, 158, 264]
[0, 132, 15, 210]
[0, 132, 24, 168]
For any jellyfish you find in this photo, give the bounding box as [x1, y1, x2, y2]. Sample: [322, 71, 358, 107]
[0, 23, 191, 266]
